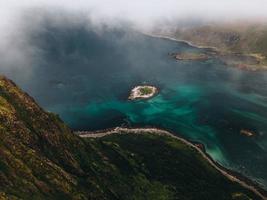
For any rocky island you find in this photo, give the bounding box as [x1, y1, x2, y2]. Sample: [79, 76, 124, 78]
[240, 129, 256, 137]
[169, 52, 209, 61]
[169, 50, 267, 71]
[128, 85, 158, 100]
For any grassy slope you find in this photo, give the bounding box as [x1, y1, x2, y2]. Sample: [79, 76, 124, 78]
[167, 22, 267, 68]
[0, 75, 262, 200]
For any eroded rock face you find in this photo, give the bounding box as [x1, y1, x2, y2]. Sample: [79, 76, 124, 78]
[128, 85, 158, 100]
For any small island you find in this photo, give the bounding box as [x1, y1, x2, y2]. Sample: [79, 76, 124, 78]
[240, 129, 256, 137]
[169, 51, 267, 71]
[169, 52, 209, 61]
[128, 85, 158, 100]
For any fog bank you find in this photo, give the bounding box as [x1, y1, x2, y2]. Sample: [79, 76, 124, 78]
[1, 0, 267, 78]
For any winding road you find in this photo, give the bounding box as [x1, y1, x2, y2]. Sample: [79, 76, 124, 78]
[76, 127, 267, 200]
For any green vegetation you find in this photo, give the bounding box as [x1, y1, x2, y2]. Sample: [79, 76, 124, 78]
[0, 75, 263, 199]
[139, 86, 153, 95]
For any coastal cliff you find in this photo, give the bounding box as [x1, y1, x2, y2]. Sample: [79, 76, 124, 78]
[0, 75, 265, 200]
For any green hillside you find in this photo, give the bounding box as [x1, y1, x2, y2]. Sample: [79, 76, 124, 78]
[162, 22, 267, 70]
[0, 76, 263, 199]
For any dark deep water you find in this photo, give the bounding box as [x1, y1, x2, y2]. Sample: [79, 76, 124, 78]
[2, 24, 267, 188]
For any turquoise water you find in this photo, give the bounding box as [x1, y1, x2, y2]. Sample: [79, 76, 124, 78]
[3, 25, 267, 188]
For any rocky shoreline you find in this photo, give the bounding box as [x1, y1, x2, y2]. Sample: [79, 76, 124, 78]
[76, 127, 267, 200]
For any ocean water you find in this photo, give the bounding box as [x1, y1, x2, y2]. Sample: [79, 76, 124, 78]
[3, 24, 267, 188]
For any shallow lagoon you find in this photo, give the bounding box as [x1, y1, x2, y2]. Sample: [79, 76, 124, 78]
[3, 25, 267, 188]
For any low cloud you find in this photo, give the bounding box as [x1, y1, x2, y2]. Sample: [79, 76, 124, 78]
[1, 0, 267, 79]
